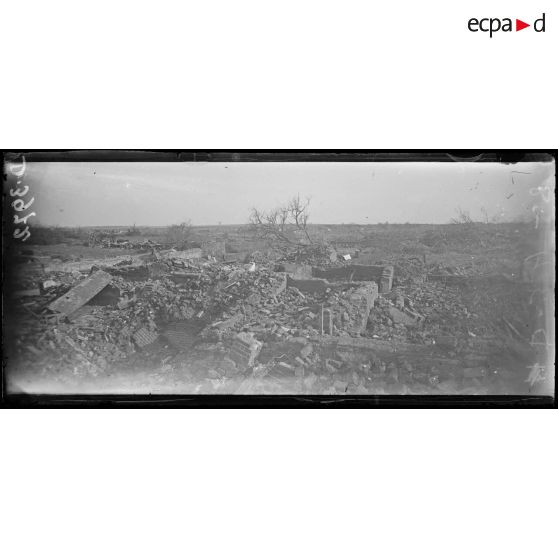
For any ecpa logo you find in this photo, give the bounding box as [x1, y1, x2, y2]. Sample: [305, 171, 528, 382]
[468, 13, 546, 37]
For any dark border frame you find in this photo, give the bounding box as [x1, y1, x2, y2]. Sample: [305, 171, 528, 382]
[2, 150, 556, 163]
[1, 394, 554, 408]
[2, 149, 555, 409]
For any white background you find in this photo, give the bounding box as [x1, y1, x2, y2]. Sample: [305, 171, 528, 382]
[1, 2, 556, 558]
[0, 0, 556, 147]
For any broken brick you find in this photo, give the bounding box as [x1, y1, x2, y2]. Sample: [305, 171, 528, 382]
[300, 344, 314, 359]
[229, 332, 263, 370]
[133, 327, 159, 348]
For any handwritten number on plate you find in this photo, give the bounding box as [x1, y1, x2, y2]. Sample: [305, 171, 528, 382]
[12, 197, 35, 212]
[10, 184, 30, 197]
[13, 226, 31, 241]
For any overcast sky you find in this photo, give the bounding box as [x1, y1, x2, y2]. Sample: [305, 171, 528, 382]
[16, 160, 555, 226]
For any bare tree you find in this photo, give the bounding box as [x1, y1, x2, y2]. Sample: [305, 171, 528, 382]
[249, 195, 314, 246]
[450, 207, 474, 225]
[166, 221, 193, 248]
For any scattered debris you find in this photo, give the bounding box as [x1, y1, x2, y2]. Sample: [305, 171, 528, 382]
[229, 332, 263, 370]
[5, 222, 544, 395]
[387, 306, 420, 326]
[41, 280, 60, 291]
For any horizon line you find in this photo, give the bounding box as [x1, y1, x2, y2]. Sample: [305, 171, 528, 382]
[30, 221, 534, 228]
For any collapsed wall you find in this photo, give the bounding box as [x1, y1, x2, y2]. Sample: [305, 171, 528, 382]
[321, 282, 378, 335]
[282, 263, 391, 336]
[312, 265, 393, 293]
[345, 282, 379, 334]
[275, 263, 313, 279]
[286, 276, 328, 294]
[285, 276, 379, 336]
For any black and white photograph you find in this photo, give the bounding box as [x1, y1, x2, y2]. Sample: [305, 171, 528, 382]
[2, 152, 555, 402]
[2, 3, 557, 558]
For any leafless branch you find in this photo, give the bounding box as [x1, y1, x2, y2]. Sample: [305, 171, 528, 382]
[248, 195, 314, 246]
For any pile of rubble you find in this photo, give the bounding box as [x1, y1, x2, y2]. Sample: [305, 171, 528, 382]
[8, 244, 386, 367]
[5, 243, 538, 395]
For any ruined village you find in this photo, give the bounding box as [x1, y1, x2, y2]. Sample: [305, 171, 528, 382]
[4, 192, 553, 396]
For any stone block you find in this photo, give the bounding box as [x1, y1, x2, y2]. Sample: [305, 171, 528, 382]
[346, 282, 378, 333]
[230, 332, 263, 370]
[387, 306, 419, 326]
[278, 263, 313, 279]
[312, 264, 393, 293]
